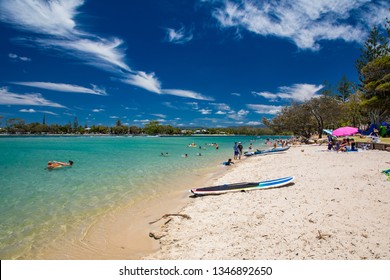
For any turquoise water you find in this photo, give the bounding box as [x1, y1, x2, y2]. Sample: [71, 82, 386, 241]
[0, 135, 273, 259]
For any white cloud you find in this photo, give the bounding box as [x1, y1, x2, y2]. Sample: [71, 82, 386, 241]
[40, 110, 58, 115]
[9, 53, 31, 61]
[231, 92, 241, 96]
[151, 113, 167, 119]
[92, 109, 104, 112]
[210, 103, 231, 111]
[186, 102, 199, 110]
[209, 0, 388, 50]
[19, 108, 36, 113]
[45, 37, 131, 72]
[247, 121, 262, 125]
[0, 0, 82, 37]
[12, 81, 107, 95]
[227, 109, 249, 120]
[0, 87, 65, 108]
[215, 110, 226, 115]
[162, 89, 214, 101]
[246, 104, 284, 115]
[253, 83, 323, 102]
[19, 108, 58, 115]
[1, 0, 210, 100]
[199, 109, 212, 115]
[133, 119, 151, 124]
[164, 26, 193, 44]
[122, 72, 162, 94]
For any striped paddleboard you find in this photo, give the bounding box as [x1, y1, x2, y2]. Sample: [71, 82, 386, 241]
[190, 176, 294, 196]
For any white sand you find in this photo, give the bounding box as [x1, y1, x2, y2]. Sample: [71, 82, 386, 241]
[146, 145, 390, 260]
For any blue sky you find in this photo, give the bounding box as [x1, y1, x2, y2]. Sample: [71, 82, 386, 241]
[0, 0, 388, 127]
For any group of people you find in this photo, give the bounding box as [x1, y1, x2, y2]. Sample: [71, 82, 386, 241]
[328, 138, 357, 152]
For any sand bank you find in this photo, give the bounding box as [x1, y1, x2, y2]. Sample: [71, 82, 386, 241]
[146, 145, 390, 260]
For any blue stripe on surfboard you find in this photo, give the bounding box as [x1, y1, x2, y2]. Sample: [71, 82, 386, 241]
[259, 177, 293, 186]
[258, 176, 293, 184]
[257, 177, 294, 188]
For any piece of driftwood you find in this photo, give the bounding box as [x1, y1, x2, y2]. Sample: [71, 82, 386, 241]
[316, 230, 331, 240]
[149, 214, 191, 224]
[149, 231, 166, 240]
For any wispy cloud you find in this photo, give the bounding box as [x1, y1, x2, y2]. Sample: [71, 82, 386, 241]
[151, 113, 167, 119]
[253, 83, 323, 102]
[122, 72, 162, 94]
[162, 89, 214, 101]
[92, 108, 105, 113]
[122, 73, 213, 100]
[9, 53, 31, 61]
[164, 26, 193, 44]
[11, 81, 107, 95]
[19, 108, 58, 115]
[210, 103, 231, 111]
[0, 0, 210, 100]
[208, 0, 388, 50]
[0, 87, 65, 108]
[246, 104, 284, 115]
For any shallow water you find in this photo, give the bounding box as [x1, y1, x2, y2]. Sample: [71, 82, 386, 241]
[0, 135, 275, 259]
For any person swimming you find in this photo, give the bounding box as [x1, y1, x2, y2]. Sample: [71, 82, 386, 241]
[47, 160, 74, 169]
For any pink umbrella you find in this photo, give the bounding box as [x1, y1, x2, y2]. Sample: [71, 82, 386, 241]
[332, 126, 358, 137]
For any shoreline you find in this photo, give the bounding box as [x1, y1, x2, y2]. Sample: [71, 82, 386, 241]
[145, 145, 390, 260]
[38, 155, 238, 259]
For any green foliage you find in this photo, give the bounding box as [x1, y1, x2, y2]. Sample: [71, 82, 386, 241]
[337, 75, 355, 103]
[356, 14, 390, 126]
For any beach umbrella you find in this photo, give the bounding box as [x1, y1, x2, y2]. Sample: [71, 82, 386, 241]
[332, 126, 358, 137]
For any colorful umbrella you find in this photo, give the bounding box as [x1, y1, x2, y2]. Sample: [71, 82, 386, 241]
[332, 126, 358, 137]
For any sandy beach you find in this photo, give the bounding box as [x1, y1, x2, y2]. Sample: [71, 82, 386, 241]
[146, 145, 390, 260]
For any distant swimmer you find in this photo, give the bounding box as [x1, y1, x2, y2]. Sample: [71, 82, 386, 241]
[47, 160, 74, 170]
[160, 152, 169, 156]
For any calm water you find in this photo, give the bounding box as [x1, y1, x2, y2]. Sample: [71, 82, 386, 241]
[0, 135, 274, 259]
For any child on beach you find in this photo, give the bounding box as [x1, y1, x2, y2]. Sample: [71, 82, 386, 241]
[223, 159, 234, 166]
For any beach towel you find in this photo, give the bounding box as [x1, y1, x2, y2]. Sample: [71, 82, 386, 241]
[382, 168, 390, 180]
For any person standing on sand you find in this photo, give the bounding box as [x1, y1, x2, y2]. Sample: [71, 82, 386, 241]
[233, 142, 239, 160]
[237, 142, 243, 159]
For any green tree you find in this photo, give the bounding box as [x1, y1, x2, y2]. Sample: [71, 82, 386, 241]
[263, 103, 315, 139]
[356, 25, 389, 83]
[305, 95, 343, 138]
[6, 118, 26, 133]
[361, 55, 390, 125]
[129, 125, 141, 135]
[337, 75, 355, 103]
[143, 120, 162, 135]
[343, 90, 367, 127]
